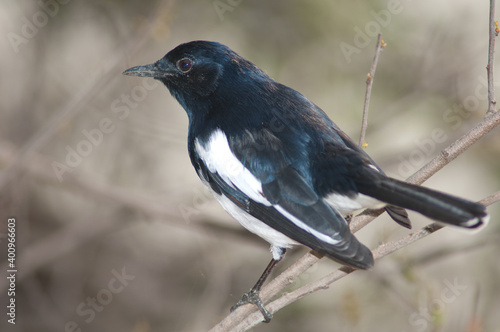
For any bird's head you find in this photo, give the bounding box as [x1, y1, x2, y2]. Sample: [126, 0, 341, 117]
[123, 41, 268, 113]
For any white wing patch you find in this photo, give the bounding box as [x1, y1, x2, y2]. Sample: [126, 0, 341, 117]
[195, 129, 270, 206]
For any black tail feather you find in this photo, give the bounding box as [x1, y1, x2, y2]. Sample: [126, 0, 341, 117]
[385, 205, 411, 229]
[359, 177, 488, 228]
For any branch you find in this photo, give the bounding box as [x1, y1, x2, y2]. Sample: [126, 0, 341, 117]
[208, 251, 322, 332]
[479, 190, 500, 206]
[234, 224, 444, 332]
[487, 0, 499, 115]
[217, 223, 442, 331]
[359, 33, 386, 147]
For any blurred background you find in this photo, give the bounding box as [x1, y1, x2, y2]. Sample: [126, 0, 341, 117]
[1, 0, 499, 331]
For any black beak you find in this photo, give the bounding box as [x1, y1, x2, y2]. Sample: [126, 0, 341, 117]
[123, 63, 174, 78]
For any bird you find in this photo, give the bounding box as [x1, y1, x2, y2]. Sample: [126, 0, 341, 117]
[123, 40, 489, 322]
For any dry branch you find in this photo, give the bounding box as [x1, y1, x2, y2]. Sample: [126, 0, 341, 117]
[221, 223, 443, 332]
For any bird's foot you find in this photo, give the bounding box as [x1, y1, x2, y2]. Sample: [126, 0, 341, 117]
[230, 289, 272, 323]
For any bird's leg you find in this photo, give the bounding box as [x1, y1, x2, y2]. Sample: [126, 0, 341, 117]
[230, 248, 286, 323]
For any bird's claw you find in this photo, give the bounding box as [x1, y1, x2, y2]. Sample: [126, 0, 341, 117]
[230, 289, 273, 323]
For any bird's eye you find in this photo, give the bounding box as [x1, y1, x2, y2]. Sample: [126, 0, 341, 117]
[177, 58, 193, 72]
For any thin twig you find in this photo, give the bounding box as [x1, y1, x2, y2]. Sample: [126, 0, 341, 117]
[479, 190, 500, 207]
[487, 0, 498, 115]
[359, 33, 386, 147]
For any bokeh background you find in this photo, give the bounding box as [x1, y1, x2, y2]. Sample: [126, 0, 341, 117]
[1, 0, 500, 331]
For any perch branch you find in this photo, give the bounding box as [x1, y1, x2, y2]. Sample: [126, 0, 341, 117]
[226, 224, 443, 332]
[479, 190, 500, 206]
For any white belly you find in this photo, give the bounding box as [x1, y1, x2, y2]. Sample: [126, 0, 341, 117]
[214, 193, 298, 259]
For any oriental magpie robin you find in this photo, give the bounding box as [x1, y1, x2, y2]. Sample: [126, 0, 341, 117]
[124, 41, 489, 322]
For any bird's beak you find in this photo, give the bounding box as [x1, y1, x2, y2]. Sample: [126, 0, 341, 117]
[122, 63, 174, 78]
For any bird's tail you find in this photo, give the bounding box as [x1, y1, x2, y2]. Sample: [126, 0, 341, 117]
[358, 177, 488, 228]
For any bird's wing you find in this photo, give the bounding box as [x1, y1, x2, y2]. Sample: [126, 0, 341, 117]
[194, 129, 373, 269]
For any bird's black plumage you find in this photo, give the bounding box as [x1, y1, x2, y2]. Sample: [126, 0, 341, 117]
[124, 40, 488, 320]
